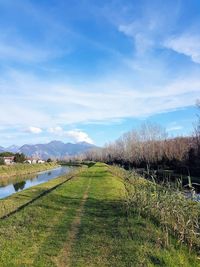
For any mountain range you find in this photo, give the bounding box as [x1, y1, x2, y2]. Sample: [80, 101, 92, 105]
[0, 141, 95, 159]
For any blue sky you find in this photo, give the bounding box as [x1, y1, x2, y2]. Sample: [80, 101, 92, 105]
[0, 0, 200, 147]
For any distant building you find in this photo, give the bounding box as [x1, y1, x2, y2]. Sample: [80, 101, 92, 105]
[3, 156, 15, 165]
[24, 158, 45, 164]
[37, 159, 45, 164]
[24, 159, 32, 164]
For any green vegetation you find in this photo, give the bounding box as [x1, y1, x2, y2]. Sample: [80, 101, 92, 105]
[13, 152, 26, 163]
[0, 152, 15, 157]
[0, 168, 81, 218]
[0, 162, 58, 178]
[0, 157, 4, 165]
[0, 152, 26, 164]
[0, 172, 36, 187]
[0, 163, 199, 266]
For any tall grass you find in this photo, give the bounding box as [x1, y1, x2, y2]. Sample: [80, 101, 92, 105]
[109, 165, 200, 250]
[0, 162, 58, 178]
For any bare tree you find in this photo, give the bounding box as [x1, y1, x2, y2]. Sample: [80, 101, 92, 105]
[83, 120, 198, 177]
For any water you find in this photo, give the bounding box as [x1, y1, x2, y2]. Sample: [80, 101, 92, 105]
[184, 191, 200, 202]
[0, 166, 74, 199]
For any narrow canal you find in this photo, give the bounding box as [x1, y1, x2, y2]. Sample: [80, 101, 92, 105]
[0, 166, 74, 199]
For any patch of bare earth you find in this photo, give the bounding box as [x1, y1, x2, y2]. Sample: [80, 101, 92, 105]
[54, 178, 91, 267]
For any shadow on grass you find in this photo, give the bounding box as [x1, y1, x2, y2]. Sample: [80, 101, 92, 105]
[0, 182, 197, 266]
[0, 176, 73, 220]
[30, 195, 125, 265]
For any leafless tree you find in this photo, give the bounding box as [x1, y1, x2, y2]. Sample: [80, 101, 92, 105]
[82, 120, 199, 176]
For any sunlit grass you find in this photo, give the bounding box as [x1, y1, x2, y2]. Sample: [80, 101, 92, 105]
[0, 168, 82, 218]
[0, 162, 58, 178]
[0, 163, 199, 266]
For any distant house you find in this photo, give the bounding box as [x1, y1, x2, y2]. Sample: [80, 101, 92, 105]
[37, 159, 45, 164]
[24, 158, 37, 164]
[3, 156, 15, 165]
[24, 159, 32, 164]
[24, 158, 45, 164]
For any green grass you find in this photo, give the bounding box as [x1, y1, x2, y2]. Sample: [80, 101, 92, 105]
[0, 172, 36, 187]
[0, 168, 81, 218]
[0, 170, 87, 266]
[0, 162, 58, 178]
[70, 163, 199, 267]
[0, 163, 199, 266]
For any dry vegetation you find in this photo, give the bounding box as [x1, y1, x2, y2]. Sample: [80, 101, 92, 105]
[85, 118, 200, 180]
[110, 166, 200, 251]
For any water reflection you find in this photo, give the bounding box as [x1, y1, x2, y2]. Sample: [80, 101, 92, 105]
[13, 181, 26, 192]
[0, 166, 74, 199]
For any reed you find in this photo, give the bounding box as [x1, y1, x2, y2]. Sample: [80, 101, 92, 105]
[110, 165, 200, 250]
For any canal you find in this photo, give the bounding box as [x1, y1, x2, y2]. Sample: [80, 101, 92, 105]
[0, 166, 74, 199]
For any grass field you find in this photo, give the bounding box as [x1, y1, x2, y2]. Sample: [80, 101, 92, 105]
[0, 162, 58, 178]
[0, 168, 81, 218]
[0, 163, 199, 266]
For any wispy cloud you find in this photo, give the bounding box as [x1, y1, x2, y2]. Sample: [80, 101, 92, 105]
[26, 126, 43, 134]
[0, 40, 66, 63]
[48, 126, 63, 134]
[164, 33, 200, 64]
[0, 0, 199, 146]
[167, 125, 183, 132]
[0, 0, 73, 64]
[0, 69, 199, 128]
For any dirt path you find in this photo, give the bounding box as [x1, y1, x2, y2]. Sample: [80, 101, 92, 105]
[54, 177, 91, 267]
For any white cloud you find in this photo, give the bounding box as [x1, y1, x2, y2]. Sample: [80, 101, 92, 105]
[164, 34, 200, 64]
[47, 126, 94, 144]
[118, 22, 155, 54]
[66, 130, 94, 144]
[117, 4, 177, 55]
[48, 126, 63, 134]
[0, 69, 199, 129]
[167, 125, 183, 132]
[1, 0, 198, 147]
[26, 126, 42, 134]
[0, 42, 56, 63]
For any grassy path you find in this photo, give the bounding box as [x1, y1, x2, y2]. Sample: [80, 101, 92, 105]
[55, 177, 91, 267]
[0, 163, 199, 266]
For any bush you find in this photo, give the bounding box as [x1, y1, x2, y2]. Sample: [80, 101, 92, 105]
[14, 153, 26, 163]
[0, 157, 4, 165]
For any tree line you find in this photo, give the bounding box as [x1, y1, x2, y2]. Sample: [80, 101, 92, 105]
[0, 152, 26, 165]
[85, 105, 200, 178]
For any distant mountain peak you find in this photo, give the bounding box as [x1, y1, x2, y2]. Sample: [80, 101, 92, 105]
[49, 140, 64, 144]
[0, 140, 96, 159]
[77, 141, 91, 144]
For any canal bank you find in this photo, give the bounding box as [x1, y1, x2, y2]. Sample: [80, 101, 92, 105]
[0, 162, 58, 178]
[0, 166, 75, 199]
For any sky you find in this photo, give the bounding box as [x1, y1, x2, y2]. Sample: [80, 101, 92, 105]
[0, 0, 200, 147]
